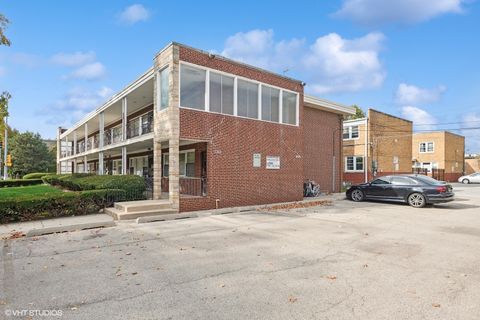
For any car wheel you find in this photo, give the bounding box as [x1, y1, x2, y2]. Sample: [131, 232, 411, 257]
[462, 179, 470, 184]
[408, 193, 426, 208]
[350, 189, 365, 202]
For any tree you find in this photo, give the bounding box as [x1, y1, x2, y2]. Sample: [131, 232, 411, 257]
[10, 132, 55, 176]
[344, 105, 366, 120]
[0, 13, 11, 46]
[0, 91, 11, 133]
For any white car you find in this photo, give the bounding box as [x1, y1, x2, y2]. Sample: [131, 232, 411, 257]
[458, 172, 480, 184]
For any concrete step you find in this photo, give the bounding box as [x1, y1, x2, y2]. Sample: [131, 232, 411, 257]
[105, 207, 177, 221]
[114, 200, 172, 213]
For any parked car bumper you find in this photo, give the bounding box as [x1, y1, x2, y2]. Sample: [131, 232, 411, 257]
[426, 193, 455, 204]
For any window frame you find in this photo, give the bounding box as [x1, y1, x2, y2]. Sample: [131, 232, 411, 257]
[162, 149, 196, 178]
[343, 125, 360, 140]
[178, 61, 299, 126]
[419, 142, 434, 153]
[345, 156, 364, 172]
[158, 66, 170, 111]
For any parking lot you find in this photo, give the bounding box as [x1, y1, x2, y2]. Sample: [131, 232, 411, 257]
[1, 183, 480, 319]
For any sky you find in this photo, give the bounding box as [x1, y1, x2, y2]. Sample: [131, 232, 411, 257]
[1, 0, 479, 152]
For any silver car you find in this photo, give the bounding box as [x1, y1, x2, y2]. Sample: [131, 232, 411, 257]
[458, 172, 480, 184]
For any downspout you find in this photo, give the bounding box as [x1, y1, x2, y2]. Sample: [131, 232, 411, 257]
[364, 118, 368, 183]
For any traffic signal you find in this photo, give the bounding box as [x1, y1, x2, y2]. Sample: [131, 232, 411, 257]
[6, 154, 12, 167]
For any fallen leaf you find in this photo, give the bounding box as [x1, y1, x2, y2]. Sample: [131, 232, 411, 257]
[132, 272, 138, 275]
[326, 275, 337, 280]
[125, 252, 132, 256]
[432, 303, 441, 308]
[219, 284, 225, 288]
[288, 296, 298, 303]
[363, 264, 368, 268]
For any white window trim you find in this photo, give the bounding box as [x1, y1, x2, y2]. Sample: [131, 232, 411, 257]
[178, 61, 299, 127]
[345, 156, 364, 172]
[162, 149, 195, 178]
[419, 141, 435, 153]
[343, 125, 360, 140]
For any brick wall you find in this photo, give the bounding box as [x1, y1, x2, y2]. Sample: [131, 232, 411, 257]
[178, 45, 305, 212]
[303, 106, 343, 193]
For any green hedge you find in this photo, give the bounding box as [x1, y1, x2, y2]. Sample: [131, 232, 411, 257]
[0, 179, 44, 188]
[23, 172, 54, 180]
[0, 189, 126, 224]
[42, 174, 146, 200]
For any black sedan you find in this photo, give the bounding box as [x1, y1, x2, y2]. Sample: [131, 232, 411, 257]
[346, 175, 454, 208]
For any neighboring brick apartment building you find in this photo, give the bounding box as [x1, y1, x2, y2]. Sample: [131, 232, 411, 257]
[343, 109, 413, 184]
[412, 131, 465, 181]
[465, 157, 480, 175]
[57, 42, 354, 213]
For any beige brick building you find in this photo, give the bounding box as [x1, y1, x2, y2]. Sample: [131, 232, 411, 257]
[465, 158, 480, 174]
[412, 131, 465, 181]
[343, 109, 412, 184]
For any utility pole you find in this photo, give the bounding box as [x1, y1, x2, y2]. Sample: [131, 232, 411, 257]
[3, 116, 8, 180]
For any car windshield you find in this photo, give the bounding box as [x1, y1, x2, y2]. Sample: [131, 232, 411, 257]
[413, 175, 444, 185]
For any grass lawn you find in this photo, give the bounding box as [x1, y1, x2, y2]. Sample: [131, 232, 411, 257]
[0, 184, 64, 201]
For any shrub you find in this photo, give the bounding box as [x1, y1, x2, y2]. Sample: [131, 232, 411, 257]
[0, 179, 44, 188]
[0, 189, 125, 224]
[23, 172, 54, 180]
[42, 174, 146, 200]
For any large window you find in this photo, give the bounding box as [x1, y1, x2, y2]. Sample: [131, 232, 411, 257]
[163, 151, 196, 177]
[178, 63, 299, 126]
[159, 67, 169, 110]
[209, 72, 234, 115]
[282, 91, 297, 125]
[237, 79, 258, 119]
[180, 65, 206, 110]
[345, 156, 364, 172]
[343, 126, 359, 140]
[261, 85, 280, 122]
[419, 142, 434, 153]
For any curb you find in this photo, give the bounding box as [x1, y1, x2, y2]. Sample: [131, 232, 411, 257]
[25, 220, 116, 237]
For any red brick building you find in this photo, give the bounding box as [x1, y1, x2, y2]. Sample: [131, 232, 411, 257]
[57, 42, 354, 216]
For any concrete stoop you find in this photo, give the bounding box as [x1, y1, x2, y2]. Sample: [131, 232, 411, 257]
[105, 199, 177, 221]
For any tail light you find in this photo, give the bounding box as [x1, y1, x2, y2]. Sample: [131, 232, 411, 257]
[436, 186, 447, 193]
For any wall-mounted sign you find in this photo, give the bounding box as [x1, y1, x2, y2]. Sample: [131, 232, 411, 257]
[253, 153, 261, 168]
[266, 156, 280, 169]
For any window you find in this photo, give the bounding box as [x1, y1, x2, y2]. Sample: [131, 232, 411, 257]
[180, 65, 206, 110]
[261, 85, 280, 122]
[390, 176, 417, 185]
[129, 156, 148, 176]
[282, 91, 297, 125]
[237, 79, 258, 119]
[209, 72, 234, 115]
[159, 67, 169, 110]
[163, 151, 196, 177]
[112, 159, 122, 175]
[343, 126, 359, 140]
[419, 142, 434, 153]
[345, 156, 364, 171]
[371, 178, 391, 185]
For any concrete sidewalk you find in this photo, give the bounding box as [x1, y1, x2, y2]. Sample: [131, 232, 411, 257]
[0, 214, 115, 239]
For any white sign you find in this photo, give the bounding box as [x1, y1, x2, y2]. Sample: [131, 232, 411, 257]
[266, 156, 280, 169]
[253, 153, 261, 168]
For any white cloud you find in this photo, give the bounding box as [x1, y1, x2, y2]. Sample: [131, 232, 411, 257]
[67, 62, 106, 80]
[42, 86, 113, 126]
[51, 51, 96, 67]
[119, 4, 150, 25]
[396, 83, 446, 105]
[401, 106, 438, 128]
[334, 0, 466, 25]
[220, 29, 385, 94]
[11, 53, 42, 67]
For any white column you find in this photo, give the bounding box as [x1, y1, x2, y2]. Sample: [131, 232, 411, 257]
[122, 97, 128, 141]
[84, 123, 88, 152]
[99, 112, 105, 148]
[121, 147, 127, 175]
[98, 152, 104, 175]
[73, 131, 77, 155]
[84, 155, 88, 173]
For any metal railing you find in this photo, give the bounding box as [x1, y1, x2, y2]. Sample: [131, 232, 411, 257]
[161, 176, 207, 197]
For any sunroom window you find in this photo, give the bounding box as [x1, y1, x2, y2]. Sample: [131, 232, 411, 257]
[180, 65, 206, 110]
[237, 79, 258, 119]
